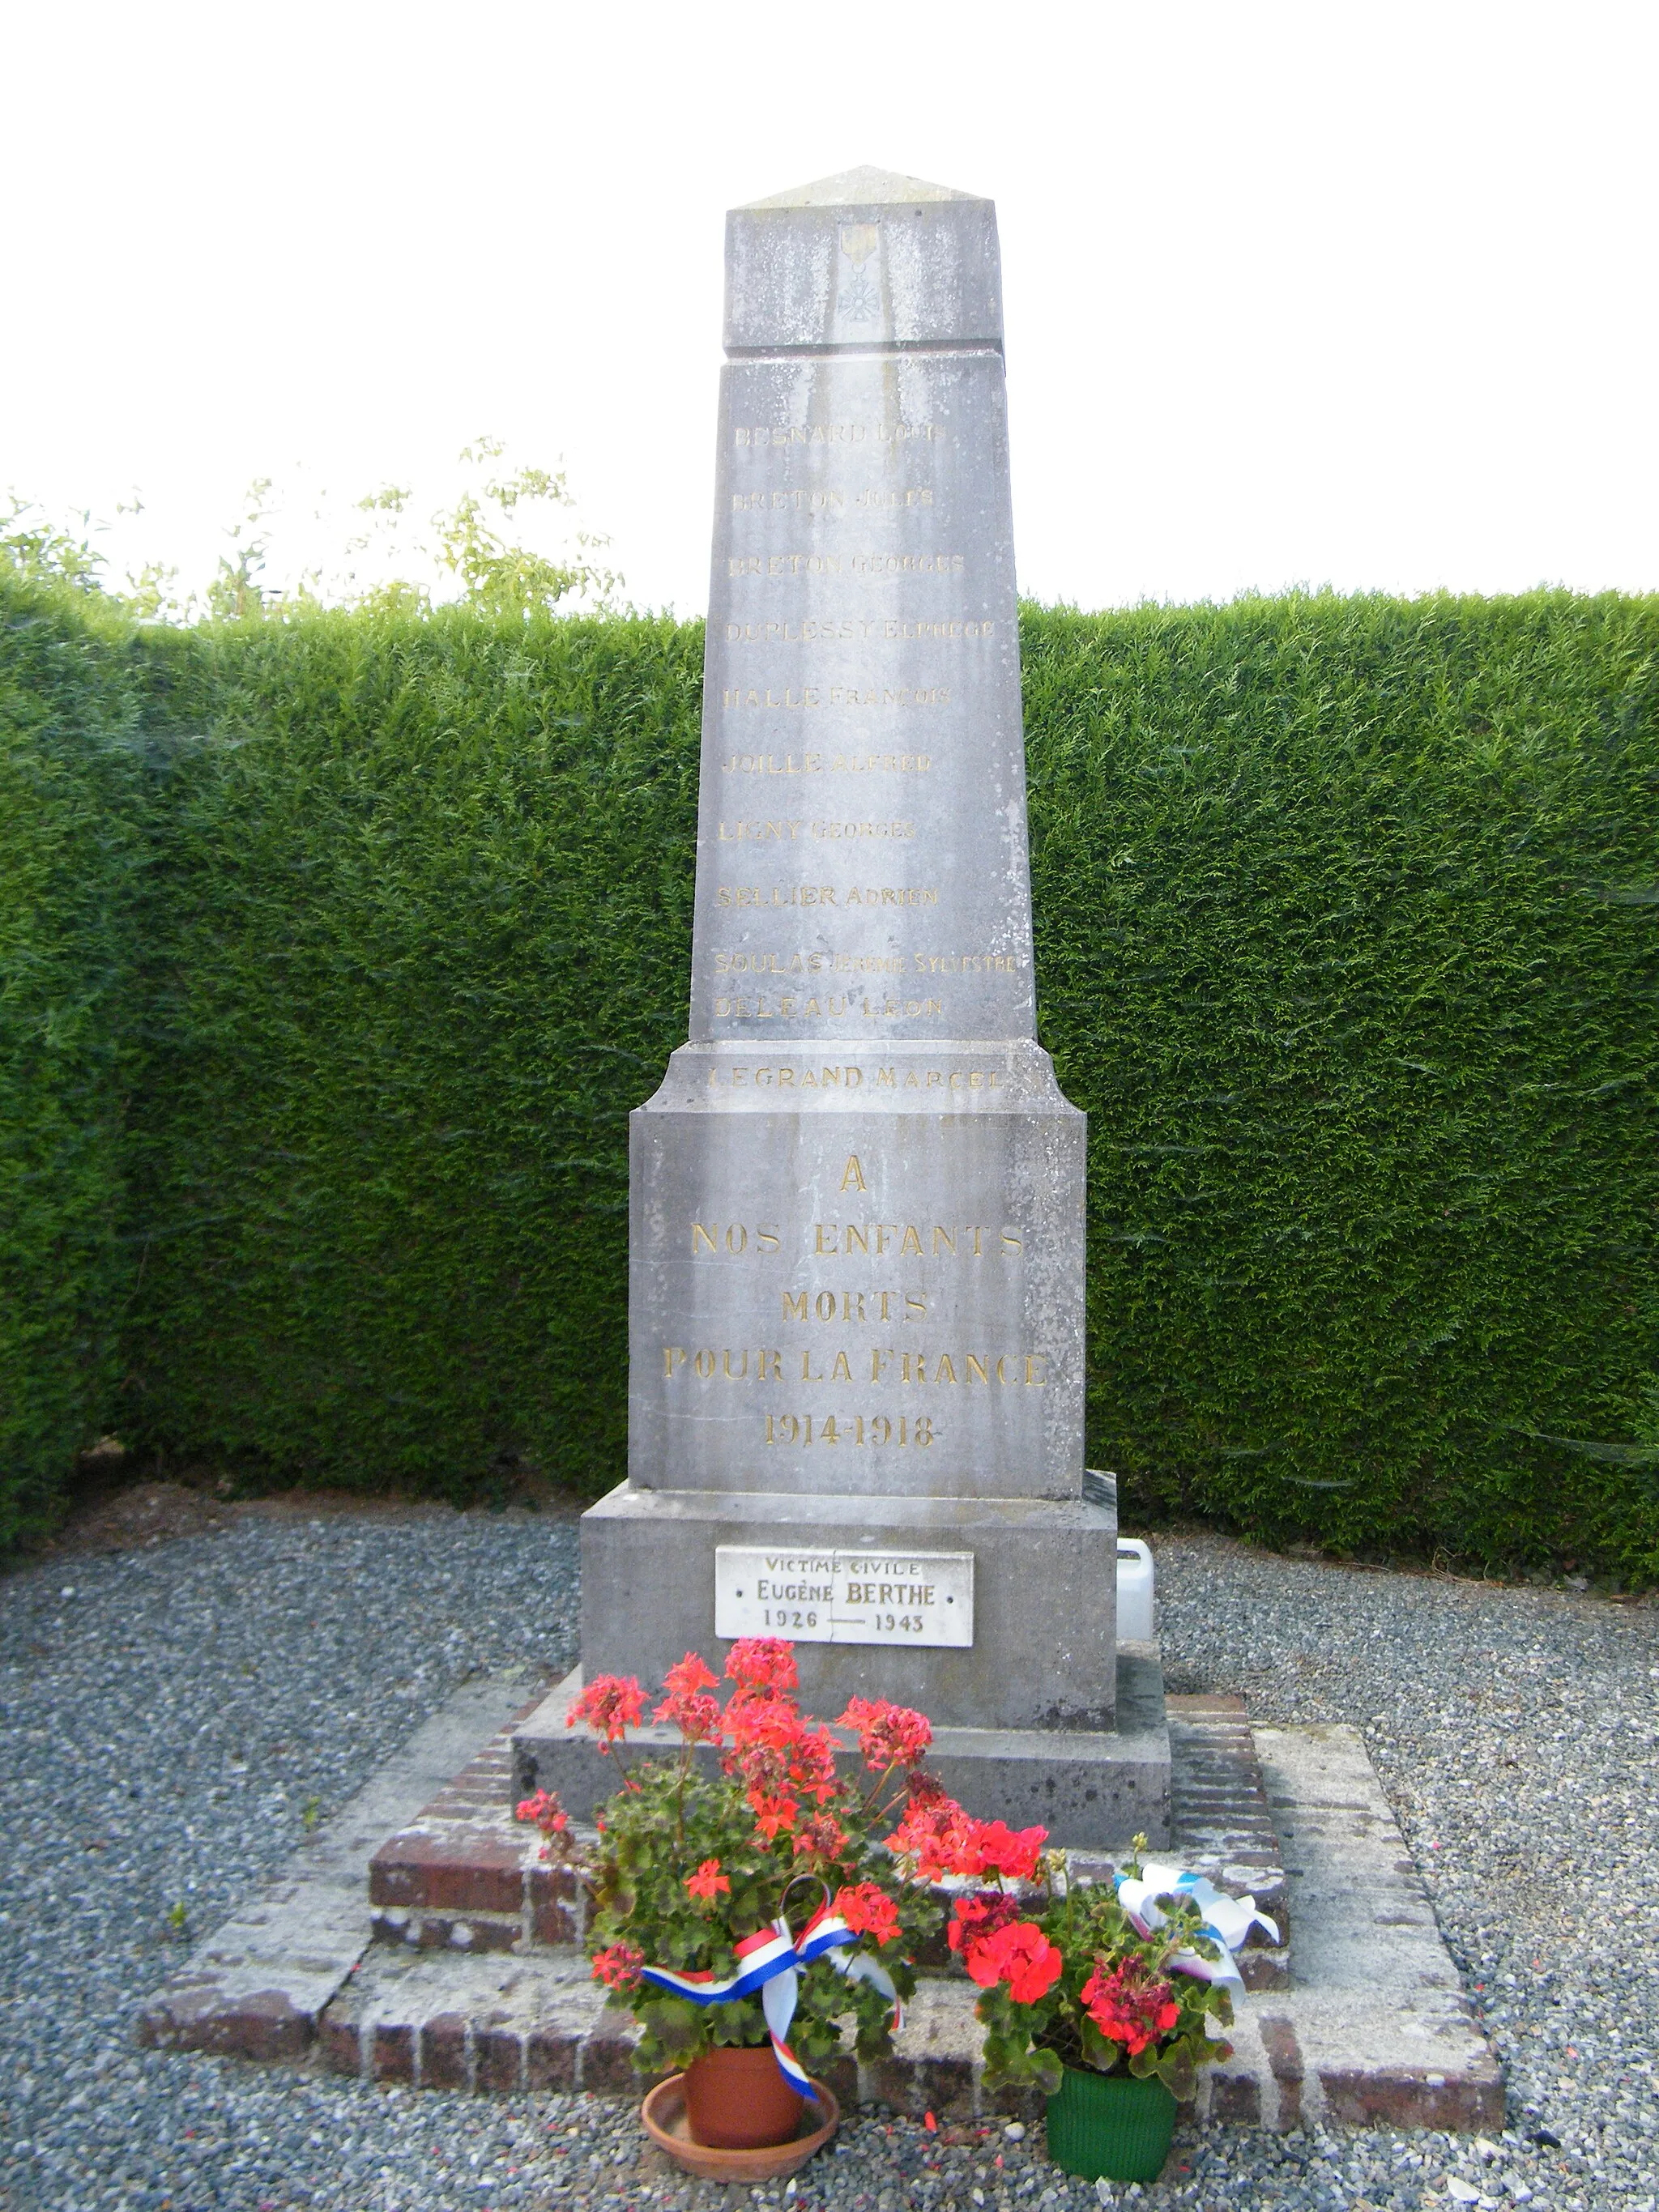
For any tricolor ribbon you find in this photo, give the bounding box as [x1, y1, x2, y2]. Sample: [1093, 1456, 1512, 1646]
[1113, 1859, 1281, 1993]
[639, 1906, 903, 2097]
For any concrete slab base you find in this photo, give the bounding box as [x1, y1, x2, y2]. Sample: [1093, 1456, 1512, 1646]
[512, 1650, 1172, 1851]
[136, 1683, 1499, 2131]
[579, 1481, 1124, 1735]
[135, 1675, 549, 2061]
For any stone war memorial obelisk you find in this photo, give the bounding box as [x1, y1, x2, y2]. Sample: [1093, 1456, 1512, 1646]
[516, 167, 1170, 1845]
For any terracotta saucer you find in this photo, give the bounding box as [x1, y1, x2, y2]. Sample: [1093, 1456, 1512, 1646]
[640, 2073, 840, 2183]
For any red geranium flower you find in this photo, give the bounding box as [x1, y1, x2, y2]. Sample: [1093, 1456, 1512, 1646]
[836, 1695, 932, 1771]
[590, 1942, 644, 1992]
[792, 1810, 849, 1869]
[749, 1790, 800, 1841]
[947, 1890, 1021, 1960]
[1080, 1956, 1182, 2056]
[565, 1673, 646, 1750]
[968, 1819, 1047, 1883]
[834, 1882, 902, 1946]
[887, 1792, 978, 1880]
[725, 1638, 799, 1694]
[965, 1920, 1064, 2004]
[655, 1653, 724, 1743]
[787, 1723, 841, 1806]
[686, 1857, 731, 1902]
[514, 1788, 569, 1836]
[663, 1652, 719, 1699]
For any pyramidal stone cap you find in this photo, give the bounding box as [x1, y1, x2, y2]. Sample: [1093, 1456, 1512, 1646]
[724, 162, 1002, 356]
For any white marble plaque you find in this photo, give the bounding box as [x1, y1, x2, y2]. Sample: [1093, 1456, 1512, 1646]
[714, 1545, 974, 1647]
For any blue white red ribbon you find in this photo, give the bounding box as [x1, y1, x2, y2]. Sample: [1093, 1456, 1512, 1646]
[638, 1906, 902, 2097]
[1114, 1859, 1280, 1993]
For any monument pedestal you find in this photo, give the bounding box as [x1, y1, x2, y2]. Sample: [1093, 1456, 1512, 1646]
[513, 1642, 1172, 1852]
[582, 1480, 1120, 1730]
[569, 166, 1171, 1852]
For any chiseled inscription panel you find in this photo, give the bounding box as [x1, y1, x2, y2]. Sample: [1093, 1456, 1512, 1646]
[689, 346, 1035, 1045]
[714, 1545, 974, 1647]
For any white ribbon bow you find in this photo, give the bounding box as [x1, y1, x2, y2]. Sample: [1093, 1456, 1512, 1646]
[1114, 1858, 1281, 1992]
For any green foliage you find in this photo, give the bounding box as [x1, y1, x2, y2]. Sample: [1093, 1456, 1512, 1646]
[0, 572, 1654, 1579]
[1, 496, 110, 595]
[0, 567, 148, 1547]
[119, 601, 702, 1494]
[970, 1859, 1232, 2101]
[1023, 591, 1659, 1583]
[579, 1656, 932, 2076]
[586, 1756, 927, 2075]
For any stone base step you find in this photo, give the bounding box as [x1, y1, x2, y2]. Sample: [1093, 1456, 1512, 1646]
[141, 1684, 1499, 2129]
[364, 1688, 1290, 1974]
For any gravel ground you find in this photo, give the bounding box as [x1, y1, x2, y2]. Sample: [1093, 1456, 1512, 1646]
[2, 1508, 1656, 2212]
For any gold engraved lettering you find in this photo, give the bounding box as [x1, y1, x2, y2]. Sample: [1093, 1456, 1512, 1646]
[722, 687, 821, 710]
[830, 1351, 852, 1383]
[700, 1063, 1001, 1093]
[730, 422, 944, 448]
[824, 685, 951, 709]
[719, 752, 932, 777]
[912, 952, 1024, 974]
[730, 489, 845, 514]
[715, 886, 839, 909]
[966, 1354, 989, 1385]
[841, 1155, 867, 1193]
[783, 1291, 808, 1322]
[850, 552, 964, 576]
[692, 1224, 717, 1254]
[721, 610, 998, 641]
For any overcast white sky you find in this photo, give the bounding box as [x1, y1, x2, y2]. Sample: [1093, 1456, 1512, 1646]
[6, 1, 1657, 616]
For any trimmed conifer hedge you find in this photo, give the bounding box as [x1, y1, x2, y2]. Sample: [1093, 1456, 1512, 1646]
[0, 577, 150, 1549]
[1022, 595, 1658, 1579]
[2, 579, 1655, 1577]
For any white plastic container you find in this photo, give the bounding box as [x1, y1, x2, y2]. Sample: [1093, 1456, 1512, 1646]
[1115, 1538, 1158, 1641]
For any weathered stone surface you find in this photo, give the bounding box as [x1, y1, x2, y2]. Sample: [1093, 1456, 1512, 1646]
[612, 168, 1096, 1733]
[628, 1051, 1085, 1505]
[134, 1667, 1494, 2131]
[317, 1715, 1494, 2130]
[514, 1654, 1169, 1849]
[727, 168, 1002, 354]
[136, 1677, 544, 2059]
[1247, 1723, 1504, 2133]
[579, 1487, 1118, 1728]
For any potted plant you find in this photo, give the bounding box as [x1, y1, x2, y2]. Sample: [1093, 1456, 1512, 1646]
[544, 1639, 945, 2153]
[899, 1813, 1269, 2185]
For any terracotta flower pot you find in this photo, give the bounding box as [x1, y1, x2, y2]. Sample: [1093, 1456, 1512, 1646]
[681, 2044, 804, 2150]
[1044, 2063, 1177, 2183]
